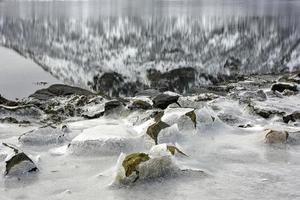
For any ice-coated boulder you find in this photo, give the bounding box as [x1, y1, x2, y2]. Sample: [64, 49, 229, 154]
[265, 129, 289, 144]
[112, 152, 180, 185]
[68, 121, 144, 155]
[161, 107, 197, 130]
[2, 143, 38, 176]
[19, 125, 69, 146]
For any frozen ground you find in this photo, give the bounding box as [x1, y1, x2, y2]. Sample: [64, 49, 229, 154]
[1, 86, 300, 200]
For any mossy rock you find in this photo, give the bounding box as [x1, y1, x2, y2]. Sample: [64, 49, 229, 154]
[147, 121, 170, 144]
[167, 145, 188, 156]
[122, 153, 150, 177]
[130, 100, 152, 110]
[185, 110, 197, 128]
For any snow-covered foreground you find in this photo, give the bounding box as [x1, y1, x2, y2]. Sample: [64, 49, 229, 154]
[1, 77, 300, 199]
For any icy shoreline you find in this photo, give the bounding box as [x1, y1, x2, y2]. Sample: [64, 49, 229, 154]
[0, 71, 300, 199]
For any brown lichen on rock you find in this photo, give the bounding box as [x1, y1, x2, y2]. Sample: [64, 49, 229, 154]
[122, 153, 150, 177]
[185, 110, 197, 128]
[167, 145, 188, 156]
[147, 121, 170, 144]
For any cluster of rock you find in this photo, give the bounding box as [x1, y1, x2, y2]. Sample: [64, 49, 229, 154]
[0, 71, 300, 183]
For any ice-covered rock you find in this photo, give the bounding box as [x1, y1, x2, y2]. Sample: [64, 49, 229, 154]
[161, 108, 196, 130]
[2, 143, 38, 176]
[149, 143, 188, 157]
[265, 129, 289, 144]
[0, 104, 43, 122]
[112, 152, 180, 185]
[69, 121, 144, 155]
[19, 125, 69, 146]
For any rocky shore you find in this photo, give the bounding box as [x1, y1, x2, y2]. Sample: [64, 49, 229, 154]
[0, 71, 300, 199]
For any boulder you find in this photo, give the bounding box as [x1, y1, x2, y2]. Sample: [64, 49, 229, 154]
[0, 117, 30, 124]
[104, 100, 123, 112]
[185, 110, 197, 128]
[2, 143, 38, 176]
[283, 111, 300, 123]
[82, 100, 123, 119]
[0, 95, 18, 106]
[239, 89, 267, 103]
[146, 121, 170, 144]
[114, 152, 180, 185]
[30, 84, 94, 101]
[19, 126, 68, 146]
[122, 153, 150, 178]
[68, 122, 144, 155]
[153, 93, 181, 109]
[265, 130, 289, 144]
[278, 73, 300, 84]
[135, 89, 160, 98]
[0, 104, 42, 121]
[271, 82, 298, 93]
[128, 100, 152, 110]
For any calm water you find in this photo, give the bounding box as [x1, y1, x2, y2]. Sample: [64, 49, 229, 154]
[0, 0, 300, 96]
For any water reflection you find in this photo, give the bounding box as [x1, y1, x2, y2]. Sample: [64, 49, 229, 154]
[0, 1, 300, 95]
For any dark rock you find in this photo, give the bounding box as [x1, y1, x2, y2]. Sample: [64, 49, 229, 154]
[271, 82, 298, 93]
[30, 84, 94, 100]
[283, 111, 300, 123]
[129, 100, 152, 110]
[0, 95, 18, 106]
[2, 143, 38, 176]
[0, 117, 30, 124]
[152, 111, 164, 122]
[153, 94, 181, 109]
[238, 123, 253, 128]
[104, 100, 123, 111]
